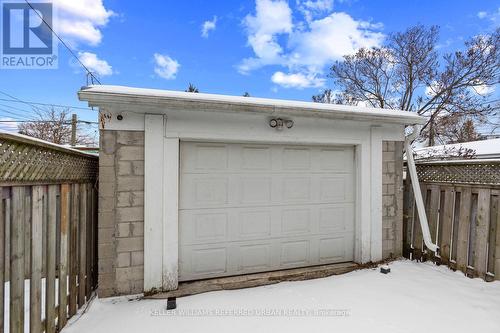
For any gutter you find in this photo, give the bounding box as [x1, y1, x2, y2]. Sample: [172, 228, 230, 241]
[404, 125, 439, 254]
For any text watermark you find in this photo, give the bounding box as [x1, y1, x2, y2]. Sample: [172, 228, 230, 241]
[1, 0, 57, 69]
[151, 308, 351, 317]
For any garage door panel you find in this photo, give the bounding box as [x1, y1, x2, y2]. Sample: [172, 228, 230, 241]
[189, 247, 227, 275]
[319, 237, 348, 263]
[182, 144, 354, 174]
[180, 177, 229, 208]
[180, 231, 354, 280]
[319, 148, 354, 171]
[282, 147, 311, 170]
[180, 174, 354, 209]
[319, 204, 354, 232]
[179, 211, 229, 245]
[179, 142, 355, 281]
[281, 208, 311, 234]
[280, 240, 310, 266]
[181, 143, 229, 171]
[239, 177, 272, 204]
[237, 243, 273, 271]
[181, 203, 353, 245]
[282, 177, 311, 201]
[319, 176, 354, 201]
[240, 146, 272, 170]
[238, 210, 272, 238]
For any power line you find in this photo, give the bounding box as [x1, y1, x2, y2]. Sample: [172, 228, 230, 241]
[0, 120, 98, 124]
[0, 90, 42, 112]
[0, 108, 34, 120]
[0, 96, 96, 111]
[0, 103, 34, 115]
[23, 0, 102, 85]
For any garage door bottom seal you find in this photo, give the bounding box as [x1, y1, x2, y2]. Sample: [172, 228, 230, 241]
[146, 261, 360, 299]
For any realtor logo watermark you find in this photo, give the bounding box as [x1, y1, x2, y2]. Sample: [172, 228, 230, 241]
[1, 0, 57, 69]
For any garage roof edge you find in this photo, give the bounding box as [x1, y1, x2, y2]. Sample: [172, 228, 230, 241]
[78, 85, 426, 125]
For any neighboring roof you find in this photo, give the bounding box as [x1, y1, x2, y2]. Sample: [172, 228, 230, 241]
[414, 138, 500, 160]
[78, 85, 425, 125]
[0, 130, 98, 158]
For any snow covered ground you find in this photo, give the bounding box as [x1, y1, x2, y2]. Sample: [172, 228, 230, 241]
[62, 260, 500, 333]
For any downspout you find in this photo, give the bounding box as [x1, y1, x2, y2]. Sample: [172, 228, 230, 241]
[405, 125, 439, 254]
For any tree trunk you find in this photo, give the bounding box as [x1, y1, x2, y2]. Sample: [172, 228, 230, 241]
[428, 119, 435, 146]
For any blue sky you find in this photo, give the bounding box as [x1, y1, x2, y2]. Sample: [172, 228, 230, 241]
[0, 0, 498, 131]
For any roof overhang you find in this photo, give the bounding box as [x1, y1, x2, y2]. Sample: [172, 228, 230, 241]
[78, 85, 426, 126]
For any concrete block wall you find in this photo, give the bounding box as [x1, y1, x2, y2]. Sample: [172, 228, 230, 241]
[382, 141, 404, 259]
[97, 132, 405, 296]
[98, 130, 145, 297]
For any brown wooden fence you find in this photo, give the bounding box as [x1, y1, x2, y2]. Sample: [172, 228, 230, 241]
[0, 132, 98, 333]
[403, 159, 500, 282]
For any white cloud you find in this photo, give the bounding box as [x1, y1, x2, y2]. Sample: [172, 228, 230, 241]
[53, 0, 114, 46]
[477, 11, 488, 19]
[477, 8, 500, 23]
[288, 12, 384, 70]
[153, 53, 180, 80]
[297, 0, 334, 22]
[78, 51, 113, 76]
[201, 16, 217, 38]
[300, 0, 334, 11]
[239, 0, 384, 88]
[240, 0, 293, 72]
[271, 71, 325, 88]
[475, 84, 495, 96]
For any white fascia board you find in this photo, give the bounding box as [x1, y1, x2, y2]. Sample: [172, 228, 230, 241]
[78, 85, 425, 126]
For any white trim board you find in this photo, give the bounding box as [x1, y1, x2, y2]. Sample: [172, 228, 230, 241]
[139, 108, 398, 291]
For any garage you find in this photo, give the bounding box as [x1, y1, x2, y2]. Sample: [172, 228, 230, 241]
[178, 142, 355, 280]
[78, 85, 425, 295]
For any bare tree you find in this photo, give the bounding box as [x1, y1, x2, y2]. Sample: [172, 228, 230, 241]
[18, 107, 95, 145]
[312, 89, 334, 103]
[423, 115, 483, 144]
[185, 83, 199, 93]
[319, 25, 500, 145]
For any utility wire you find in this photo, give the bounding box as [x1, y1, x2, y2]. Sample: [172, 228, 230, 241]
[0, 120, 98, 124]
[24, 0, 102, 85]
[0, 95, 95, 111]
[0, 90, 41, 112]
[0, 108, 34, 120]
[0, 103, 34, 115]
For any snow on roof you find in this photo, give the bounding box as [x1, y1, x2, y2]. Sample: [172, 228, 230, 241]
[414, 138, 500, 160]
[0, 130, 97, 157]
[78, 85, 425, 125]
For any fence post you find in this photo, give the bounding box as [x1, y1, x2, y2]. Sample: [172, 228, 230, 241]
[495, 196, 500, 280]
[0, 188, 5, 333]
[58, 184, 70, 330]
[69, 183, 79, 316]
[79, 183, 87, 308]
[439, 188, 454, 264]
[86, 183, 93, 299]
[10, 186, 25, 333]
[46, 185, 58, 333]
[475, 189, 491, 279]
[30, 186, 44, 333]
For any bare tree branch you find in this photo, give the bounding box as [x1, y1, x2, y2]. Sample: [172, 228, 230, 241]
[17, 107, 96, 145]
[316, 25, 500, 145]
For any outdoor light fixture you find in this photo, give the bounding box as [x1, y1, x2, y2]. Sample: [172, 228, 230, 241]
[269, 118, 293, 130]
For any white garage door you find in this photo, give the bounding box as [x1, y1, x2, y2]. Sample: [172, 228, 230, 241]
[179, 142, 355, 281]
